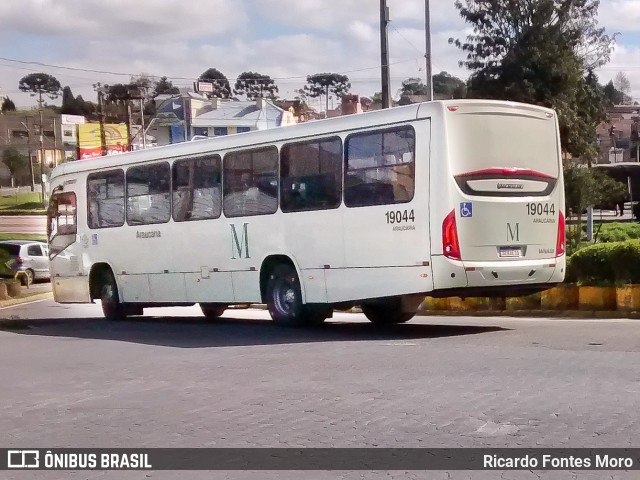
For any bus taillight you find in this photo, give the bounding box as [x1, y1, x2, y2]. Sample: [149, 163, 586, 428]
[556, 211, 565, 257]
[442, 210, 461, 260]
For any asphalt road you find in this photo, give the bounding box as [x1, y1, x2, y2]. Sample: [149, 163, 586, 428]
[0, 215, 46, 235]
[1, 300, 640, 480]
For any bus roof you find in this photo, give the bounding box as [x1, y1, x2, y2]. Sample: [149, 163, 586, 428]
[50, 99, 553, 180]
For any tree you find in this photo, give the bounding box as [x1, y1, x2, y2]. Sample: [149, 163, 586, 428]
[198, 68, 231, 98]
[603, 80, 624, 105]
[432, 71, 467, 99]
[18, 72, 62, 108]
[153, 76, 180, 97]
[564, 165, 627, 252]
[61, 86, 79, 115]
[233, 71, 278, 100]
[450, 0, 615, 163]
[397, 77, 429, 105]
[130, 74, 154, 103]
[304, 73, 350, 116]
[2, 148, 29, 187]
[614, 71, 632, 104]
[1, 97, 16, 112]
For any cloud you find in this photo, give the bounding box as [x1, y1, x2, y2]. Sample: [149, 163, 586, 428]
[598, 0, 640, 32]
[0, 0, 248, 40]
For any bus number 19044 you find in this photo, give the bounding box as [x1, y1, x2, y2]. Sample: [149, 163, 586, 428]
[385, 209, 415, 224]
[526, 202, 555, 216]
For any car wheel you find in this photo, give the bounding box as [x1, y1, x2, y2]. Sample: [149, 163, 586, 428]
[20, 269, 34, 286]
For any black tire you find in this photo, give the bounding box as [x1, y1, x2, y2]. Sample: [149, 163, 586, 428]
[200, 303, 227, 319]
[20, 269, 34, 286]
[265, 264, 325, 327]
[100, 272, 127, 321]
[362, 298, 415, 325]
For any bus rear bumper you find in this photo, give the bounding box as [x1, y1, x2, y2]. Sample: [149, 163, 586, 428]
[464, 256, 565, 287]
[430, 255, 565, 297]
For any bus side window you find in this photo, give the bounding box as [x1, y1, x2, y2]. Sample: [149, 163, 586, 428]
[87, 170, 125, 229]
[280, 137, 342, 213]
[223, 147, 278, 218]
[172, 155, 222, 222]
[126, 163, 171, 225]
[344, 126, 415, 207]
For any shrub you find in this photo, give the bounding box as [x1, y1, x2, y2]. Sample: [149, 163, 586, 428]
[569, 242, 616, 286]
[569, 239, 640, 286]
[608, 240, 640, 285]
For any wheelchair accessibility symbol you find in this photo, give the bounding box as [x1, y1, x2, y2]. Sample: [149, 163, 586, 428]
[460, 202, 473, 218]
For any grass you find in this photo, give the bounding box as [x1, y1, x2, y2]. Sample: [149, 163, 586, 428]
[0, 192, 46, 212]
[0, 233, 46, 242]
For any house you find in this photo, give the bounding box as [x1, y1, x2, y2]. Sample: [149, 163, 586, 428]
[147, 93, 296, 146]
[596, 105, 640, 164]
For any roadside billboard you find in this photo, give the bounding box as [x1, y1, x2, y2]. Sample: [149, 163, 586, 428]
[77, 124, 129, 159]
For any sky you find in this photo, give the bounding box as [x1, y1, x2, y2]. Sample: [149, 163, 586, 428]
[0, 0, 639, 111]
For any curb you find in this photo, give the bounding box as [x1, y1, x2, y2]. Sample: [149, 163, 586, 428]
[0, 292, 52, 309]
[417, 309, 640, 319]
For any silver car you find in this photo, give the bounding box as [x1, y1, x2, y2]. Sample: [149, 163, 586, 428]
[0, 240, 50, 285]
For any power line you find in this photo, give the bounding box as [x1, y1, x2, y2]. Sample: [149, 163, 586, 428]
[0, 55, 420, 84]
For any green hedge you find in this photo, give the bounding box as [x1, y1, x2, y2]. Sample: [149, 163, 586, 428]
[568, 239, 640, 286]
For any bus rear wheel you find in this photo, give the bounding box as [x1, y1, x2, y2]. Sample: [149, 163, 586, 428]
[266, 264, 325, 327]
[362, 298, 415, 325]
[100, 273, 127, 321]
[200, 303, 227, 319]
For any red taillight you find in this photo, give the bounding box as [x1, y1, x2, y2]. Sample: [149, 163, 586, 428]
[442, 209, 461, 260]
[16, 256, 24, 265]
[556, 211, 565, 257]
[455, 167, 555, 180]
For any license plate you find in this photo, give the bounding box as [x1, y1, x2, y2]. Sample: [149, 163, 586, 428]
[499, 247, 522, 258]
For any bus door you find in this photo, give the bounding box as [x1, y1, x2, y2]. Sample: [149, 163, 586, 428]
[120, 162, 186, 302]
[331, 121, 432, 301]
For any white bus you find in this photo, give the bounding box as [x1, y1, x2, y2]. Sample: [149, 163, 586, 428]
[47, 100, 565, 326]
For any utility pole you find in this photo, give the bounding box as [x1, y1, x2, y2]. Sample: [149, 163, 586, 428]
[94, 83, 108, 156]
[38, 109, 46, 206]
[24, 116, 35, 192]
[379, 0, 391, 109]
[424, 0, 433, 101]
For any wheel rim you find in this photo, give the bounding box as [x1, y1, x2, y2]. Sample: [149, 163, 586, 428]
[102, 283, 117, 315]
[273, 277, 297, 315]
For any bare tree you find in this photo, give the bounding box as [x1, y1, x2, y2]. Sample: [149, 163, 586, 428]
[614, 71, 632, 104]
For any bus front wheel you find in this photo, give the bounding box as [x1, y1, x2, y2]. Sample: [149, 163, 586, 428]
[362, 299, 415, 325]
[266, 264, 324, 327]
[100, 273, 126, 321]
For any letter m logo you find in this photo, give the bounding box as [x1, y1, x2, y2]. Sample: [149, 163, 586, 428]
[506, 222, 520, 242]
[231, 223, 250, 259]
